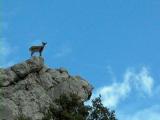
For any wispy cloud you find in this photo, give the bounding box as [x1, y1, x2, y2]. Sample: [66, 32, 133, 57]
[92, 66, 154, 108]
[106, 65, 117, 82]
[119, 105, 160, 120]
[0, 17, 16, 67]
[0, 38, 11, 57]
[0, 21, 9, 32]
[131, 67, 154, 95]
[0, 38, 15, 67]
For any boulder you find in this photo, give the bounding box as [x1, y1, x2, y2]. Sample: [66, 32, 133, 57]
[0, 56, 93, 120]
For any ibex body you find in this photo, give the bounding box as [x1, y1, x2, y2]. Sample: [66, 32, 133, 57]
[29, 42, 47, 56]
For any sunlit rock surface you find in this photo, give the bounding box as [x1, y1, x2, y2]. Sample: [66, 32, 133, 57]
[0, 56, 93, 120]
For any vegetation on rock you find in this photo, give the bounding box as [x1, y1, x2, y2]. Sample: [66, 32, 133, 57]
[14, 113, 32, 120]
[42, 94, 117, 120]
[42, 94, 90, 120]
[87, 95, 117, 120]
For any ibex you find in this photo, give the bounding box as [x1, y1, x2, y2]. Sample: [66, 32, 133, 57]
[29, 42, 47, 56]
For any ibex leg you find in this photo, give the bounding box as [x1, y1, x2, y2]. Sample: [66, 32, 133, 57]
[31, 52, 34, 56]
[39, 52, 42, 56]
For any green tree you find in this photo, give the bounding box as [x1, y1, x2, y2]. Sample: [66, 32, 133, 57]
[42, 94, 117, 120]
[87, 95, 117, 120]
[14, 113, 32, 120]
[42, 94, 90, 120]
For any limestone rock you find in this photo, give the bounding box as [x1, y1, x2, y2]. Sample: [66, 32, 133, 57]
[0, 57, 93, 120]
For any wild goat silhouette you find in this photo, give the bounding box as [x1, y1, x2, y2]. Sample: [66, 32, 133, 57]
[29, 42, 47, 56]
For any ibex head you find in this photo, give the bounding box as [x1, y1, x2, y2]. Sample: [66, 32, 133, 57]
[42, 42, 47, 46]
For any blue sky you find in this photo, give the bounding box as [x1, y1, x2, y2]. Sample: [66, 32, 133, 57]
[1, 0, 160, 119]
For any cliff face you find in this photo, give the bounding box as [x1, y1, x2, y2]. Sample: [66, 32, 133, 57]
[0, 57, 93, 120]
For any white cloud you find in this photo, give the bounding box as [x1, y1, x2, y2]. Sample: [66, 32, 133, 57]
[0, 21, 9, 32]
[125, 67, 154, 95]
[0, 38, 11, 57]
[0, 17, 17, 67]
[106, 65, 116, 82]
[0, 20, 9, 34]
[0, 38, 15, 67]
[119, 105, 160, 120]
[96, 80, 131, 107]
[93, 66, 154, 108]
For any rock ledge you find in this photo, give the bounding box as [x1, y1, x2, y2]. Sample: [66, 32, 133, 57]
[0, 57, 93, 120]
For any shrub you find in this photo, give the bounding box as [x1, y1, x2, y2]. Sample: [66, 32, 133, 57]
[14, 114, 32, 120]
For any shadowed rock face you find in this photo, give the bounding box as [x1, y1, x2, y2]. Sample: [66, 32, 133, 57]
[0, 57, 93, 120]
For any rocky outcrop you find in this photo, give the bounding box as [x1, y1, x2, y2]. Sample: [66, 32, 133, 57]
[0, 57, 93, 120]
